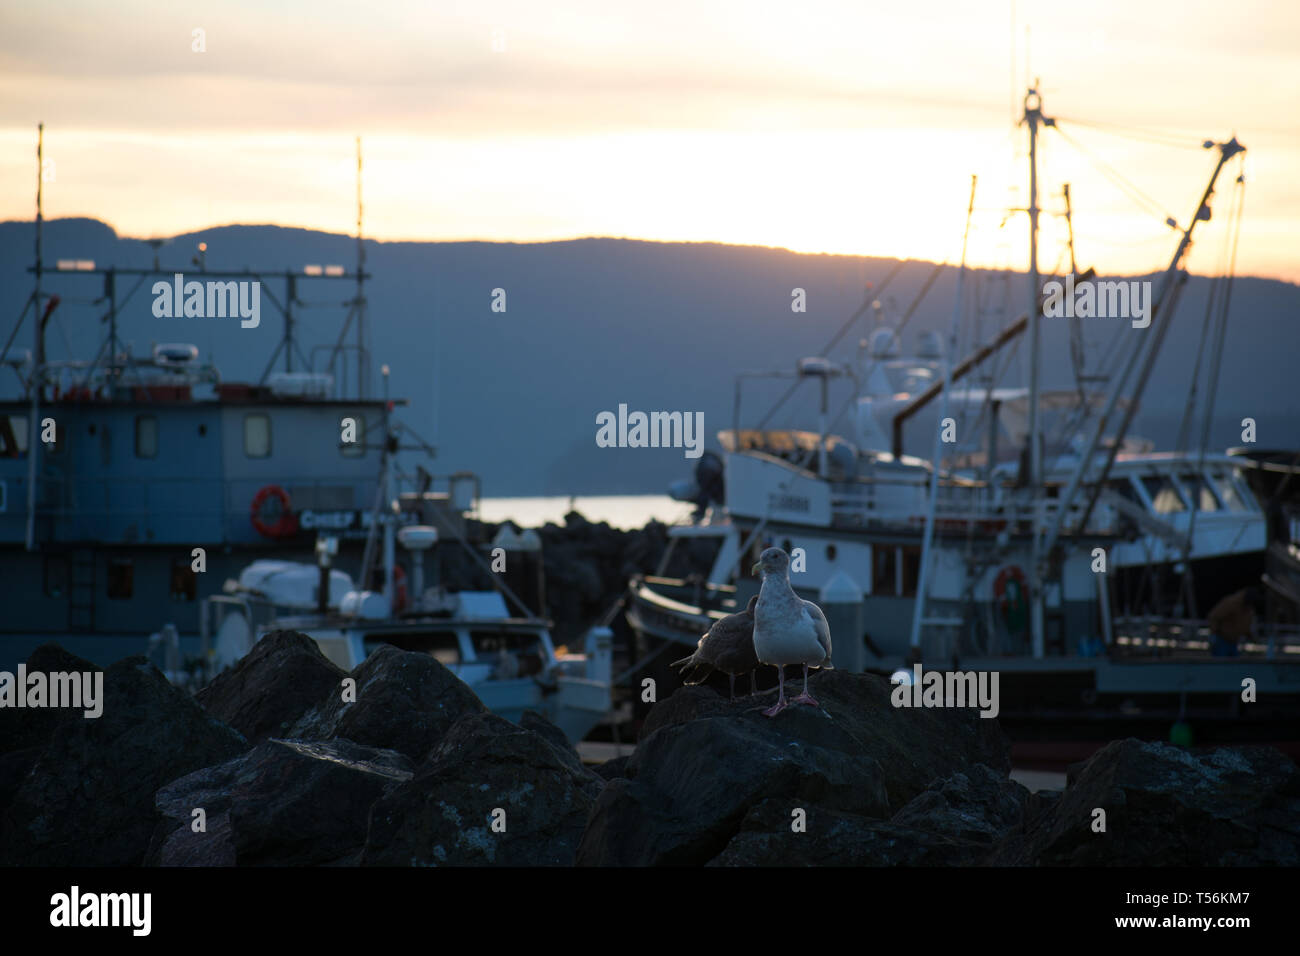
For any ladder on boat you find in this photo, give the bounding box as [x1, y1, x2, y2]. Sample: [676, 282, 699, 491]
[68, 547, 95, 632]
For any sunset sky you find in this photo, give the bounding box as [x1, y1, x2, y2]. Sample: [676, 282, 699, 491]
[1, 0, 1296, 280]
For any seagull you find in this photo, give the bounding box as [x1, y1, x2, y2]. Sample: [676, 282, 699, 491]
[751, 547, 833, 716]
[670, 595, 760, 700]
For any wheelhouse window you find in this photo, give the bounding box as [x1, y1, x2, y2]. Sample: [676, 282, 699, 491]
[1141, 475, 1186, 514]
[1105, 477, 1142, 504]
[135, 415, 159, 459]
[243, 413, 271, 458]
[170, 558, 197, 601]
[364, 630, 460, 667]
[899, 546, 922, 597]
[1230, 470, 1260, 511]
[107, 558, 134, 600]
[470, 630, 545, 677]
[1177, 473, 1220, 512]
[0, 415, 27, 458]
[872, 544, 896, 596]
[1209, 472, 1247, 511]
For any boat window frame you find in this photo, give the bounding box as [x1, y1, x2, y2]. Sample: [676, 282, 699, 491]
[1175, 471, 1222, 512]
[1229, 468, 1260, 512]
[1208, 470, 1248, 512]
[0, 414, 28, 458]
[362, 629, 463, 667]
[243, 413, 272, 459]
[1138, 472, 1188, 515]
[134, 414, 159, 459]
[1105, 475, 1144, 504]
[106, 557, 134, 600]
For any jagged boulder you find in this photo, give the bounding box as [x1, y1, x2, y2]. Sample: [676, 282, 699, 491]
[891, 763, 1031, 845]
[290, 644, 486, 761]
[148, 738, 413, 866]
[989, 739, 1300, 866]
[518, 710, 598, 782]
[640, 672, 1010, 810]
[0, 644, 102, 755]
[361, 712, 601, 866]
[579, 698, 892, 865]
[0, 645, 106, 821]
[578, 672, 1012, 866]
[1, 657, 247, 866]
[196, 630, 346, 743]
[708, 798, 985, 866]
[593, 755, 632, 781]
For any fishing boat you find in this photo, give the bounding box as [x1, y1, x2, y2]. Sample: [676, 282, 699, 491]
[627, 88, 1300, 746]
[195, 439, 614, 742]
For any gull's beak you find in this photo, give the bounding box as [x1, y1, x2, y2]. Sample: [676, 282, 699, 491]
[751, 562, 762, 577]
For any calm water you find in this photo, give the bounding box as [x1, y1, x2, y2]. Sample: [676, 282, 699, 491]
[477, 494, 692, 530]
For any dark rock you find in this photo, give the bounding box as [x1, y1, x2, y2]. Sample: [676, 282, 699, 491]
[708, 798, 984, 866]
[593, 755, 631, 781]
[148, 738, 413, 866]
[1, 657, 247, 866]
[0, 644, 102, 755]
[576, 691, 893, 866]
[640, 672, 1010, 811]
[290, 644, 486, 760]
[196, 630, 346, 743]
[0, 748, 40, 816]
[989, 739, 1300, 866]
[891, 764, 1030, 844]
[519, 709, 594, 782]
[361, 712, 600, 866]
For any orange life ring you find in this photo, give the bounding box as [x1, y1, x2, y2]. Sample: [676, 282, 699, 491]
[250, 484, 298, 538]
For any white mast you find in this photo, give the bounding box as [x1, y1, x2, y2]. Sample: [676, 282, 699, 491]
[1023, 85, 1051, 659]
[908, 175, 977, 655]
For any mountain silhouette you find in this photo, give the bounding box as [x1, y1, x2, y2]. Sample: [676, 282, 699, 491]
[3, 218, 1296, 496]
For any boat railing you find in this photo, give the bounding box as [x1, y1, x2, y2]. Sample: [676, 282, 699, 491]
[828, 479, 1121, 536]
[1112, 615, 1300, 657]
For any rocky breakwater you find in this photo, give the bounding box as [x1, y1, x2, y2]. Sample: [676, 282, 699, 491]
[1, 632, 599, 866]
[577, 669, 1017, 866]
[4, 632, 1297, 866]
[577, 669, 1300, 866]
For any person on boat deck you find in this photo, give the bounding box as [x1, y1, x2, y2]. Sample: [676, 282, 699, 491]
[1207, 586, 1263, 657]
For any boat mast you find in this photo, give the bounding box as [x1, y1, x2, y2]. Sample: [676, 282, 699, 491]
[908, 175, 977, 656]
[25, 123, 44, 552]
[1040, 135, 1246, 559]
[1023, 85, 1053, 658]
[355, 136, 367, 400]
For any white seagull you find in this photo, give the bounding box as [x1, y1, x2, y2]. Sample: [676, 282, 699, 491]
[751, 546, 833, 716]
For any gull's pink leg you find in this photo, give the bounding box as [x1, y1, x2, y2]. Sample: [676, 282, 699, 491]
[791, 664, 820, 708]
[763, 666, 789, 716]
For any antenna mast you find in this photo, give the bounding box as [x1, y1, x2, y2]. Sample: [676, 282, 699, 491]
[356, 136, 367, 400]
[1023, 84, 1053, 659]
[26, 123, 44, 551]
